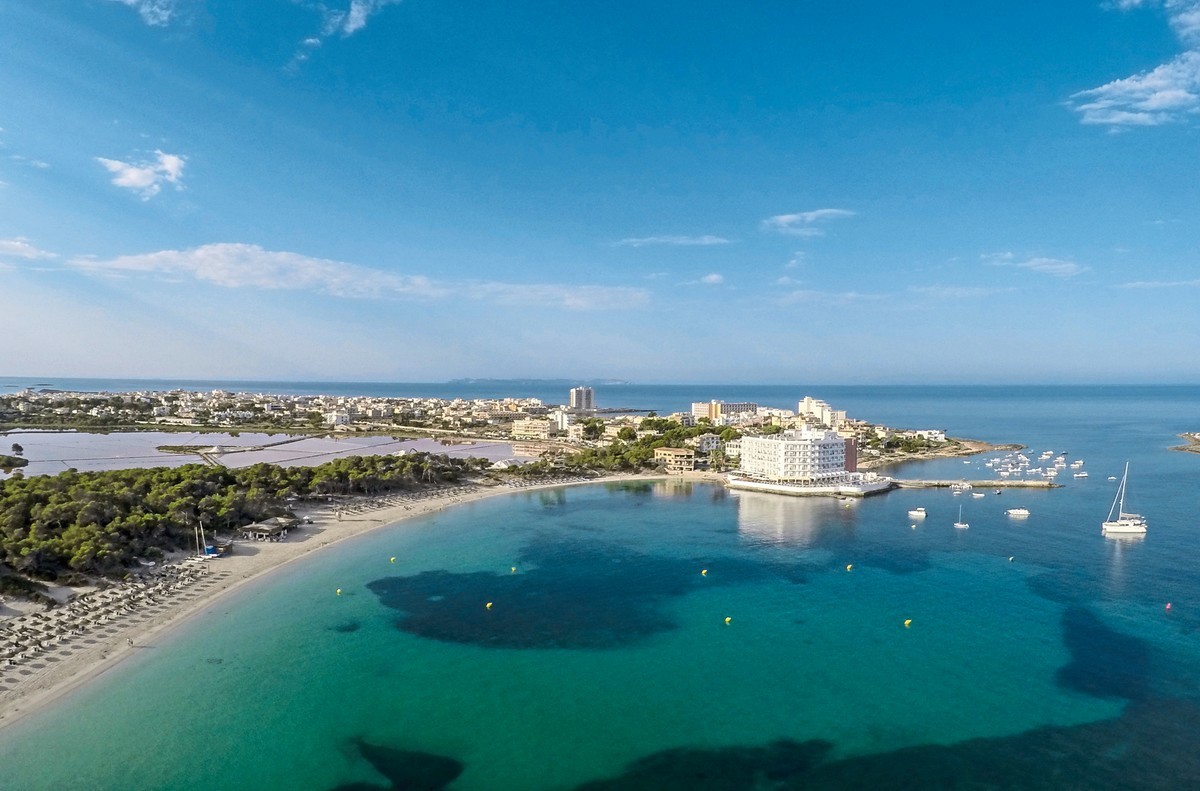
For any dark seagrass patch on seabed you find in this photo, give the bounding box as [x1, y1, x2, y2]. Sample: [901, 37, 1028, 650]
[570, 697, 1200, 790]
[330, 737, 463, 791]
[365, 536, 770, 649]
[1056, 605, 1151, 700]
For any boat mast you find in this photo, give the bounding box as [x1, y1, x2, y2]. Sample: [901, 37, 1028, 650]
[1118, 461, 1129, 517]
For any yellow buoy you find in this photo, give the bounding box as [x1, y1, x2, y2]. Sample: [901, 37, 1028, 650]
[724, 616, 732, 625]
[486, 602, 493, 610]
[904, 619, 912, 628]
[511, 567, 517, 573]
[389, 557, 396, 564]
[701, 569, 708, 576]
[846, 564, 853, 572]
[335, 588, 342, 596]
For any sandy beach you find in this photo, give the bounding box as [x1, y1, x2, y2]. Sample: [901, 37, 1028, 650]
[0, 472, 714, 733]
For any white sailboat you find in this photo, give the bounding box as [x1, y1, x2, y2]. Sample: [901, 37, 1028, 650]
[1102, 462, 1147, 535]
[953, 504, 969, 529]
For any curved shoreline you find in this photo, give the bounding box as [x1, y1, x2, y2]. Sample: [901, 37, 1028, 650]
[1170, 433, 1200, 454]
[0, 473, 689, 734]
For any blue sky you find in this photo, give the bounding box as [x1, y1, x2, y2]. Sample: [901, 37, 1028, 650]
[1, 0, 1198, 383]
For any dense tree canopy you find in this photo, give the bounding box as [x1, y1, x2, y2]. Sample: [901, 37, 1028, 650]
[0, 452, 471, 581]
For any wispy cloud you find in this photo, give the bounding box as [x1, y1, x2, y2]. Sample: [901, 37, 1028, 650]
[983, 252, 1088, 278]
[1117, 277, 1200, 287]
[1069, 2, 1200, 127]
[909, 285, 1018, 299]
[466, 282, 649, 310]
[779, 288, 882, 304]
[290, 1, 404, 67]
[95, 150, 186, 200]
[106, 0, 180, 26]
[699, 273, 724, 285]
[10, 154, 50, 169]
[68, 243, 647, 311]
[761, 209, 855, 237]
[615, 235, 731, 247]
[0, 237, 57, 261]
[784, 251, 807, 269]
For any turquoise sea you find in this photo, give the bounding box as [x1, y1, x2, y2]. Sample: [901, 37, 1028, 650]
[2, 386, 1199, 789]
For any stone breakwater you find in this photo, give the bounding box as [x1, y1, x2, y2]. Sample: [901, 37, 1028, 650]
[893, 480, 1057, 489]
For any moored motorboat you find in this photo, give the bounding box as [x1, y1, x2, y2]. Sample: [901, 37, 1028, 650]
[1006, 507, 1030, 517]
[907, 507, 927, 519]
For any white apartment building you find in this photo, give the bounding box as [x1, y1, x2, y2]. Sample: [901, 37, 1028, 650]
[511, 418, 553, 440]
[738, 427, 848, 483]
[691, 400, 759, 421]
[569, 386, 595, 413]
[797, 396, 847, 430]
[690, 433, 723, 453]
[550, 410, 575, 432]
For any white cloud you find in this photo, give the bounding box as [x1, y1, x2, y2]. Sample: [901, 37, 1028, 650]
[780, 289, 881, 303]
[68, 243, 647, 311]
[95, 150, 186, 199]
[983, 252, 1088, 277]
[107, 0, 179, 26]
[909, 285, 1017, 299]
[1118, 277, 1200, 287]
[290, 0, 403, 67]
[1070, 2, 1200, 127]
[1017, 257, 1088, 277]
[10, 154, 50, 169]
[761, 209, 856, 237]
[0, 237, 57, 261]
[699, 273, 724, 284]
[615, 235, 731, 247]
[466, 282, 649, 310]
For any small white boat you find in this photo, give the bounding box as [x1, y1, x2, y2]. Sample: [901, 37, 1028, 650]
[1102, 461, 1147, 535]
[953, 504, 969, 529]
[1006, 507, 1030, 517]
[1108, 476, 1117, 481]
[971, 492, 985, 498]
[1073, 472, 1088, 478]
[950, 481, 972, 492]
[907, 507, 927, 519]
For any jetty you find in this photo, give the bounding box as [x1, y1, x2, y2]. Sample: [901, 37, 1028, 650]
[893, 479, 1057, 489]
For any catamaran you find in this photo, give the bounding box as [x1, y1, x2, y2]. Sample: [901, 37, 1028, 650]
[1102, 462, 1147, 535]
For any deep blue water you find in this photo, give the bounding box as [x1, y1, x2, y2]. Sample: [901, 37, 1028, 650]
[0, 385, 1198, 789]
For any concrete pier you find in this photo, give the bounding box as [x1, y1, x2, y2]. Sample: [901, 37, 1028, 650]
[893, 479, 1058, 489]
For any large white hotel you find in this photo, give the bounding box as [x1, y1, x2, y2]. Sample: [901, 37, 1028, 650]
[729, 426, 891, 496]
[737, 426, 853, 483]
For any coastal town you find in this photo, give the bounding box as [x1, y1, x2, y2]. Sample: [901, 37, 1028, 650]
[0, 385, 975, 481]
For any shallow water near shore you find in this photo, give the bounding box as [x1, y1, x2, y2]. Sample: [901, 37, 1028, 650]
[3, 386, 1200, 789]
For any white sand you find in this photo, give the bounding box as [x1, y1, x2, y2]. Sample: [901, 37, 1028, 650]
[0, 472, 710, 732]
